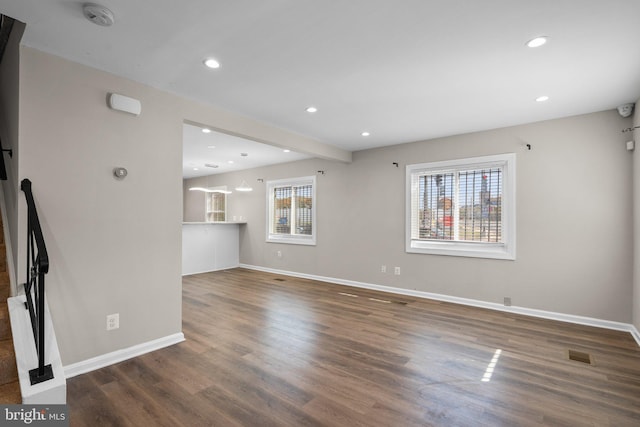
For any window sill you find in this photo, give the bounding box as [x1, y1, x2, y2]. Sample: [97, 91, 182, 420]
[267, 234, 316, 246]
[407, 240, 515, 260]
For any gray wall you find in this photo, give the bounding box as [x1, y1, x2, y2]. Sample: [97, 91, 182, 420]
[18, 47, 184, 364]
[185, 110, 634, 323]
[183, 182, 206, 222]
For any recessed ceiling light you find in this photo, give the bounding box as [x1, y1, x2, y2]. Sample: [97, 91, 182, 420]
[202, 128, 211, 134]
[203, 58, 220, 69]
[536, 95, 550, 102]
[283, 149, 291, 153]
[361, 132, 370, 137]
[193, 167, 199, 171]
[526, 36, 548, 48]
[305, 106, 318, 113]
[207, 145, 216, 149]
[227, 160, 234, 164]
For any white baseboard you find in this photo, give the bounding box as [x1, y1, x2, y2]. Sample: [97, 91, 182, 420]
[182, 264, 239, 277]
[240, 264, 640, 345]
[64, 332, 185, 379]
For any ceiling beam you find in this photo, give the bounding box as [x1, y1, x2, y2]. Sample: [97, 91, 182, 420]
[181, 100, 352, 164]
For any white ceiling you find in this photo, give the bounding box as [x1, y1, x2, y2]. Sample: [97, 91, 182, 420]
[183, 123, 309, 178]
[2, 1, 640, 156]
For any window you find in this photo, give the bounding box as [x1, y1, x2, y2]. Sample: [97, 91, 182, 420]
[205, 187, 228, 222]
[267, 176, 316, 245]
[406, 153, 515, 259]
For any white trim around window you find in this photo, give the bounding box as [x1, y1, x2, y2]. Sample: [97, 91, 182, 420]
[266, 175, 317, 246]
[405, 153, 516, 260]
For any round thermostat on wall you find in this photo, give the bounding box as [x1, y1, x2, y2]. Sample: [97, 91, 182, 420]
[113, 167, 128, 179]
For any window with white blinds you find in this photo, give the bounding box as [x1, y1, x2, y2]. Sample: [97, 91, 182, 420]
[406, 154, 515, 259]
[267, 176, 316, 245]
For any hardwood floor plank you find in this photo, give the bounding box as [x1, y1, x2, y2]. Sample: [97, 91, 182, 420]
[302, 395, 377, 427]
[99, 380, 182, 427]
[148, 379, 245, 427]
[67, 375, 132, 427]
[67, 268, 640, 426]
[240, 350, 378, 416]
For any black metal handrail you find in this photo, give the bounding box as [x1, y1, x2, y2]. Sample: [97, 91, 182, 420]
[21, 178, 53, 385]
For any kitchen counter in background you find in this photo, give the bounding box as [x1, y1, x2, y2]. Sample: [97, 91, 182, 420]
[182, 222, 246, 275]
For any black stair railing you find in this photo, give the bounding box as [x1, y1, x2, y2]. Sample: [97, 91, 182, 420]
[21, 178, 53, 385]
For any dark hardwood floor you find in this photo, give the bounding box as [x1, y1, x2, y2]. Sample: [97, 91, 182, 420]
[67, 268, 640, 426]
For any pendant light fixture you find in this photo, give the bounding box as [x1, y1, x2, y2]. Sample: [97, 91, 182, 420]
[235, 180, 253, 192]
[188, 187, 232, 194]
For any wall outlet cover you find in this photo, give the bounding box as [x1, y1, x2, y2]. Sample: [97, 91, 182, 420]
[107, 313, 119, 331]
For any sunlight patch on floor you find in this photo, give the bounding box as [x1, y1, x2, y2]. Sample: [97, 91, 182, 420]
[481, 349, 502, 382]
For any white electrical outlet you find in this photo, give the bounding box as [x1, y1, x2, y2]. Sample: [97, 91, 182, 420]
[394, 267, 401, 275]
[277, 251, 282, 258]
[381, 265, 386, 273]
[106, 313, 119, 331]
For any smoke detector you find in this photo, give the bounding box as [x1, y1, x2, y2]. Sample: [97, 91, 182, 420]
[83, 3, 114, 27]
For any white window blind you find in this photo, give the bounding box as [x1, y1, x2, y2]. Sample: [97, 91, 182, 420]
[406, 154, 515, 259]
[411, 168, 503, 242]
[267, 176, 316, 245]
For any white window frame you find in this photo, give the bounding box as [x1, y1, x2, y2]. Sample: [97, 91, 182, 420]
[266, 176, 316, 246]
[406, 153, 516, 260]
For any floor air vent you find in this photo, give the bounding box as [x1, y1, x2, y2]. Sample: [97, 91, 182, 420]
[274, 278, 285, 282]
[567, 349, 593, 365]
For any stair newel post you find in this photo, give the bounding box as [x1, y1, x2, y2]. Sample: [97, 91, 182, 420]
[36, 260, 45, 378]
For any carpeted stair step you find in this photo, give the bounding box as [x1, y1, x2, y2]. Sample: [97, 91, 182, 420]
[0, 272, 9, 301]
[0, 215, 18, 403]
[0, 302, 11, 341]
[0, 268, 9, 285]
[0, 338, 18, 386]
[0, 244, 6, 273]
[0, 380, 20, 404]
